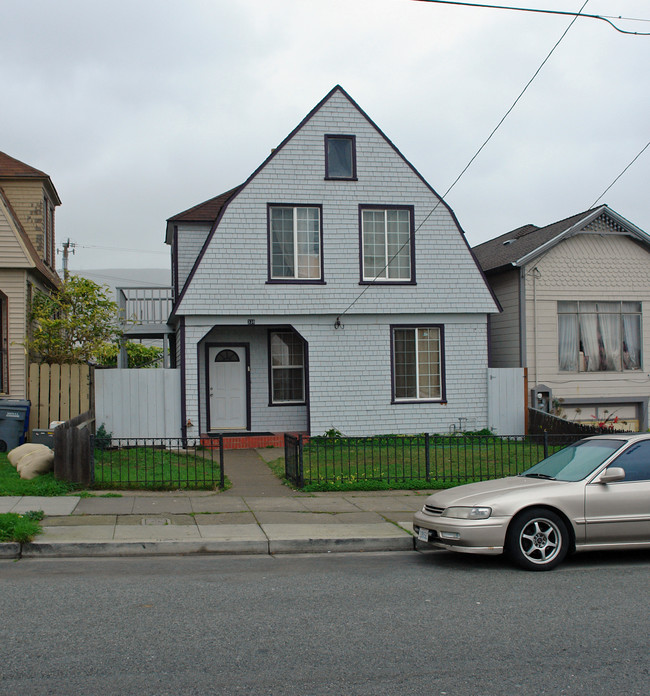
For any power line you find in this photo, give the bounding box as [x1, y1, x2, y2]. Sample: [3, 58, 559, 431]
[411, 0, 650, 35]
[339, 0, 590, 319]
[590, 139, 650, 208]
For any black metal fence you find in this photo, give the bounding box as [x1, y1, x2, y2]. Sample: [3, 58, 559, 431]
[92, 436, 225, 490]
[284, 432, 591, 489]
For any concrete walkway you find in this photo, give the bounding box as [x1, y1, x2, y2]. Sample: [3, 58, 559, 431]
[1, 448, 433, 559]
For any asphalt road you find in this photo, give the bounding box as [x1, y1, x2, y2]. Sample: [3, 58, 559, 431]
[1, 549, 649, 695]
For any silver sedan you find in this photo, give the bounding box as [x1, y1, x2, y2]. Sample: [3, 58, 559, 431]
[413, 433, 650, 570]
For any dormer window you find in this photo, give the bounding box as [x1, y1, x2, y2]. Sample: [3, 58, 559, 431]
[325, 135, 356, 180]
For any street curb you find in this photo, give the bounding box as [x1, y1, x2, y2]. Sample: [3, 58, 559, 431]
[15, 536, 417, 558]
[269, 536, 415, 554]
[0, 542, 21, 559]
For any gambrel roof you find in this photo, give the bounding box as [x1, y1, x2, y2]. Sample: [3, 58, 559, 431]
[473, 205, 650, 274]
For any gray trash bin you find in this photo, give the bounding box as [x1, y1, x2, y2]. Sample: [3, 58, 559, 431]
[0, 399, 31, 452]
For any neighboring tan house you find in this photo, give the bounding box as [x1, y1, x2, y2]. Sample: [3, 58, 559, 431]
[0, 151, 60, 398]
[473, 205, 650, 430]
[165, 86, 499, 441]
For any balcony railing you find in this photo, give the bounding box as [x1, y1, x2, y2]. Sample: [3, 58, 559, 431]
[117, 286, 174, 336]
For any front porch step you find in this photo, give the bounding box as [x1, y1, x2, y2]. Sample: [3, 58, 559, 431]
[200, 432, 306, 450]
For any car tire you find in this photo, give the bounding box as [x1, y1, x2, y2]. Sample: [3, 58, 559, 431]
[506, 508, 569, 571]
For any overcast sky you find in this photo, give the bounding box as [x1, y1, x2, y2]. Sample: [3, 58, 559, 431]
[3, 0, 649, 276]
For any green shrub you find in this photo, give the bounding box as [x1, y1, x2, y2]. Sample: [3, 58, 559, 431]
[0, 512, 43, 543]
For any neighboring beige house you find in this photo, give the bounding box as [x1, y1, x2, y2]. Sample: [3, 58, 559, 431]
[473, 205, 650, 431]
[0, 151, 60, 398]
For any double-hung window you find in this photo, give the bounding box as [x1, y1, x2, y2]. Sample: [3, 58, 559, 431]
[269, 331, 306, 404]
[360, 206, 414, 282]
[392, 326, 444, 402]
[558, 301, 642, 372]
[269, 205, 322, 281]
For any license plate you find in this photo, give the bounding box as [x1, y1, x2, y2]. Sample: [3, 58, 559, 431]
[418, 527, 430, 542]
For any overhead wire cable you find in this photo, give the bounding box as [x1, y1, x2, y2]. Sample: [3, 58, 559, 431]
[410, 0, 650, 35]
[338, 0, 590, 319]
[590, 139, 650, 207]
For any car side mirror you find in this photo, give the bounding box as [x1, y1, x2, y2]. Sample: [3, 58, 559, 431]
[598, 466, 625, 484]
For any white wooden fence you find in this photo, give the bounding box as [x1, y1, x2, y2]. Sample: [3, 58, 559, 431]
[95, 369, 181, 439]
[487, 367, 526, 435]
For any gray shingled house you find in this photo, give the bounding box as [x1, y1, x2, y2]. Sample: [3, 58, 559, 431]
[165, 86, 499, 443]
[473, 206, 650, 430]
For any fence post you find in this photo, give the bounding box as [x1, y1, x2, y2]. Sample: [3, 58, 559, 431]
[218, 434, 225, 489]
[298, 434, 304, 488]
[543, 431, 549, 459]
[424, 433, 430, 482]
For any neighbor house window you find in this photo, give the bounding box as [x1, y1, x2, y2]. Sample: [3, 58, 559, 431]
[361, 206, 414, 282]
[325, 135, 356, 180]
[392, 326, 444, 401]
[269, 205, 322, 281]
[0, 292, 7, 393]
[558, 301, 642, 372]
[270, 331, 305, 404]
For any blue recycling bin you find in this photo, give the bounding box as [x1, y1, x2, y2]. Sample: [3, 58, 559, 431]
[0, 399, 31, 452]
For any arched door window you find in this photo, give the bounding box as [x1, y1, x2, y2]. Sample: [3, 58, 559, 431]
[215, 349, 240, 363]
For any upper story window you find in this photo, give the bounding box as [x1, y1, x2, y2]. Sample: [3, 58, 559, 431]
[558, 301, 642, 372]
[325, 135, 356, 180]
[268, 205, 323, 282]
[44, 196, 55, 268]
[360, 206, 414, 283]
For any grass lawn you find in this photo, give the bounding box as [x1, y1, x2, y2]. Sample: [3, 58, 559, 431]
[0, 453, 75, 496]
[291, 435, 565, 491]
[94, 447, 227, 490]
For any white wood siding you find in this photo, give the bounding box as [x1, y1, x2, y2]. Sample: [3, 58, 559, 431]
[0, 269, 28, 397]
[524, 233, 650, 407]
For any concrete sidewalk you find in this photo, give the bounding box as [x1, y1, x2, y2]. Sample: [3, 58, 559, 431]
[0, 489, 431, 560]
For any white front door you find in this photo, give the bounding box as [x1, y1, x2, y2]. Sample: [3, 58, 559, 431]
[208, 346, 247, 430]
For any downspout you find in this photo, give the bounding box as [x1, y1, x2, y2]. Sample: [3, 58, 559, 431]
[530, 267, 541, 389]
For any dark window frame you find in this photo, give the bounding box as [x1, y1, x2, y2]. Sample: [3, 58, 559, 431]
[390, 324, 446, 404]
[324, 134, 357, 181]
[266, 203, 325, 284]
[359, 205, 416, 285]
[0, 291, 8, 394]
[267, 330, 307, 406]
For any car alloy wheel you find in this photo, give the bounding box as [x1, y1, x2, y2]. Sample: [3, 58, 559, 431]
[506, 508, 569, 571]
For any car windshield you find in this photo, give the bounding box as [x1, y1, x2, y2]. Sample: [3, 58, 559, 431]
[520, 439, 625, 482]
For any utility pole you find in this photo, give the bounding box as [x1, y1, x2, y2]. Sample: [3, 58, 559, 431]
[59, 238, 75, 280]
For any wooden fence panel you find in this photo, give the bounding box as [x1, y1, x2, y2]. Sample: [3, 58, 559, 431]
[95, 368, 181, 439]
[27, 364, 94, 432]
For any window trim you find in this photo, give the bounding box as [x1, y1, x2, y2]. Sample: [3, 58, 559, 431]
[0, 291, 8, 394]
[266, 203, 325, 284]
[324, 134, 357, 181]
[268, 330, 307, 406]
[390, 324, 446, 404]
[359, 205, 416, 285]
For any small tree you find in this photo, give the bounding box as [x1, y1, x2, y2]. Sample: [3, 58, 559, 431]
[96, 341, 164, 368]
[27, 276, 121, 364]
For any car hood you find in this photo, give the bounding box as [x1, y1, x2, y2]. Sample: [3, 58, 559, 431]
[424, 476, 566, 509]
